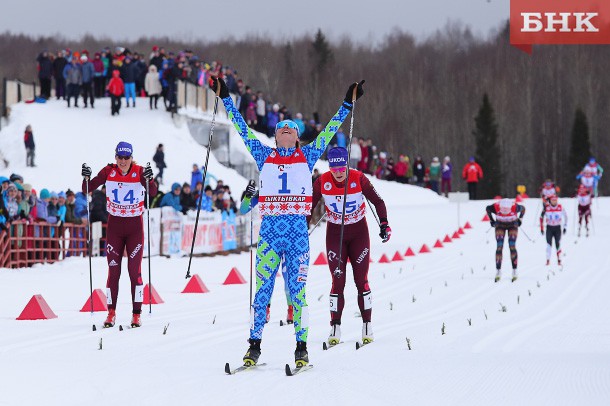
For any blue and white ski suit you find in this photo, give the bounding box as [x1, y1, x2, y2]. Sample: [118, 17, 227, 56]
[222, 95, 352, 342]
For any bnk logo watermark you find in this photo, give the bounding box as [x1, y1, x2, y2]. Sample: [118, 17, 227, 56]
[510, 0, 610, 54]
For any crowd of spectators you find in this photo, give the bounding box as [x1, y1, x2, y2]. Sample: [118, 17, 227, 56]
[0, 173, 94, 238]
[35, 45, 480, 200]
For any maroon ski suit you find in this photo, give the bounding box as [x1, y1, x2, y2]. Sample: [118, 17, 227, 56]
[311, 169, 387, 325]
[83, 163, 157, 314]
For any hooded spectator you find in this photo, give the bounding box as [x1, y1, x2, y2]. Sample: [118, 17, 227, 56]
[145, 65, 162, 109]
[160, 183, 183, 212]
[153, 144, 166, 184]
[394, 155, 408, 184]
[349, 137, 362, 169]
[462, 157, 484, 200]
[65, 190, 85, 225]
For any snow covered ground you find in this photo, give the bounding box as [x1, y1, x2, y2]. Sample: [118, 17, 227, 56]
[1, 99, 610, 405]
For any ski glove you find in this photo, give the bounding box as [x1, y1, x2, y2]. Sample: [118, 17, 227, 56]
[563, 228, 567, 235]
[81, 163, 92, 178]
[517, 218, 522, 227]
[490, 220, 497, 228]
[344, 80, 365, 104]
[379, 221, 391, 243]
[143, 163, 154, 181]
[245, 180, 256, 199]
[540, 228, 544, 236]
[208, 76, 230, 99]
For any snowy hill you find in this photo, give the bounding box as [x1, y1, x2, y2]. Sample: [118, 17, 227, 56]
[0, 99, 248, 193]
[1, 99, 610, 405]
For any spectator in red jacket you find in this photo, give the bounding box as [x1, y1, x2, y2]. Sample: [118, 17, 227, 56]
[394, 155, 408, 184]
[462, 157, 484, 200]
[24, 125, 36, 167]
[106, 70, 124, 116]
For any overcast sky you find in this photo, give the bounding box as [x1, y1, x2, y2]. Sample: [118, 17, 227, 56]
[1, 0, 509, 44]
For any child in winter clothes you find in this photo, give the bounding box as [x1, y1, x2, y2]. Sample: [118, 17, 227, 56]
[24, 125, 36, 167]
[106, 70, 124, 116]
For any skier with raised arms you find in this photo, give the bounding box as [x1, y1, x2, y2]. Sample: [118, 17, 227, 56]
[486, 198, 525, 283]
[540, 194, 567, 266]
[310, 146, 390, 348]
[209, 76, 364, 368]
[81, 142, 156, 328]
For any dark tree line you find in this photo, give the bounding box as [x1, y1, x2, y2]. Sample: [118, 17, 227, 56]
[0, 22, 608, 196]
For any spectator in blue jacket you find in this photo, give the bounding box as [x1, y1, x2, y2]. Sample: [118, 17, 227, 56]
[190, 164, 202, 190]
[266, 104, 280, 137]
[80, 55, 95, 108]
[74, 192, 88, 220]
[36, 189, 58, 224]
[63, 59, 82, 108]
[201, 185, 214, 212]
[159, 183, 183, 212]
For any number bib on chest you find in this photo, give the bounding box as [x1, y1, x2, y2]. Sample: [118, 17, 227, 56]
[259, 149, 312, 216]
[321, 171, 366, 225]
[494, 202, 518, 223]
[106, 166, 145, 217]
[544, 204, 563, 226]
[577, 194, 591, 206]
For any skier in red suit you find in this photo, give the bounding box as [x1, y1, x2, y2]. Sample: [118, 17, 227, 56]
[82, 142, 156, 328]
[311, 147, 390, 347]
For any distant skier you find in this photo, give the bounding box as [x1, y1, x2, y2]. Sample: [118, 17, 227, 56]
[311, 147, 390, 347]
[576, 157, 603, 196]
[486, 198, 525, 282]
[81, 142, 156, 328]
[539, 179, 559, 206]
[576, 184, 592, 237]
[209, 76, 364, 368]
[540, 195, 567, 266]
[240, 180, 293, 325]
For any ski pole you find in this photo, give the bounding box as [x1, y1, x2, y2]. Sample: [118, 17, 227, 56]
[308, 213, 327, 236]
[146, 165, 152, 314]
[520, 227, 534, 243]
[84, 166, 94, 315]
[365, 198, 381, 227]
[185, 84, 221, 279]
[335, 83, 359, 278]
[249, 193, 254, 310]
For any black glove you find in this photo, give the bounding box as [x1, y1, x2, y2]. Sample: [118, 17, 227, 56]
[490, 220, 497, 228]
[517, 218, 522, 227]
[245, 180, 256, 199]
[143, 163, 154, 181]
[379, 221, 391, 243]
[208, 76, 229, 99]
[344, 80, 365, 104]
[540, 229, 544, 236]
[563, 228, 567, 235]
[81, 163, 92, 178]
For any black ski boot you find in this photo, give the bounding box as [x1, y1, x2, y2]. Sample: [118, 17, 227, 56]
[295, 341, 309, 367]
[243, 339, 261, 366]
